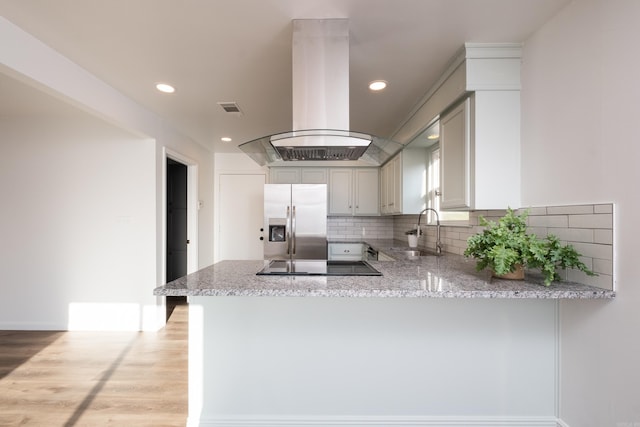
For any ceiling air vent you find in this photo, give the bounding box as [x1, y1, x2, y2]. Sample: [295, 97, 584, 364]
[217, 102, 242, 116]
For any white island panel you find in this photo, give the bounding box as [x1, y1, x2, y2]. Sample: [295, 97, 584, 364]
[189, 296, 558, 426]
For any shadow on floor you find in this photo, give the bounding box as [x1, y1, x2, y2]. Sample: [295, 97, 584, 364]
[166, 296, 188, 322]
[0, 330, 64, 380]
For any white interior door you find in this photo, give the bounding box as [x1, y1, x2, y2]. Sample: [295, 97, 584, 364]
[219, 174, 265, 260]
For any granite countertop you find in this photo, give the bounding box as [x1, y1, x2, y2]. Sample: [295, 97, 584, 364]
[154, 239, 615, 299]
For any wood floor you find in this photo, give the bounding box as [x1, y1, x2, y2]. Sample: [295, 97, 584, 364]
[0, 302, 188, 426]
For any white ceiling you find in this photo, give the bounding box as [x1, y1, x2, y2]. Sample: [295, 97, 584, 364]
[0, 0, 570, 153]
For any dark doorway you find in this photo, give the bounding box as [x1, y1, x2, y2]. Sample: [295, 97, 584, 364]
[166, 158, 188, 313]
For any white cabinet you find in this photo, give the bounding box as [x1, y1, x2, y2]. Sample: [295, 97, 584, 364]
[328, 243, 363, 261]
[328, 169, 353, 215]
[301, 168, 328, 184]
[439, 92, 520, 210]
[329, 168, 379, 216]
[354, 169, 379, 215]
[380, 163, 388, 214]
[391, 44, 522, 211]
[380, 154, 402, 215]
[270, 168, 328, 184]
[270, 168, 300, 184]
[440, 98, 472, 210]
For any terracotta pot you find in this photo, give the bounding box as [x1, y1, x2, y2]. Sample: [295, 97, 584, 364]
[493, 264, 525, 280]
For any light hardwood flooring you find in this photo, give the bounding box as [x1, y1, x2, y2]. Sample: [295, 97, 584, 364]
[0, 301, 188, 426]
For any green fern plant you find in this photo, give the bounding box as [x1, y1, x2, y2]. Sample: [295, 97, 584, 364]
[464, 208, 596, 286]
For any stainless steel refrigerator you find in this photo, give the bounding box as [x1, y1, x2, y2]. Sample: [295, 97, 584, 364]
[263, 184, 327, 260]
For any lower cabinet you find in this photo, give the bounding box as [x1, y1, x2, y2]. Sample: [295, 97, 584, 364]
[328, 243, 364, 261]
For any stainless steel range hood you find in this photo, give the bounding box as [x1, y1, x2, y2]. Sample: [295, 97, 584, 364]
[239, 19, 403, 166]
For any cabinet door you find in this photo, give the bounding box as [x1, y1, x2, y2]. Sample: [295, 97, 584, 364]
[380, 164, 389, 214]
[301, 168, 328, 184]
[354, 168, 379, 215]
[391, 155, 402, 214]
[328, 169, 353, 215]
[270, 168, 300, 184]
[385, 161, 396, 214]
[440, 98, 472, 210]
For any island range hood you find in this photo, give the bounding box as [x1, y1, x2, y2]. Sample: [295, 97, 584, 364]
[239, 19, 403, 166]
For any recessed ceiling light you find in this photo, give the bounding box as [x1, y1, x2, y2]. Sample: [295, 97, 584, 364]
[221, 137, 232, 142]
[368, 80, 387, 91]
[156, 83, 175, 93]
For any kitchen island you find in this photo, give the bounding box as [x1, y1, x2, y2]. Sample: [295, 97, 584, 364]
[154, 245, 613, 427]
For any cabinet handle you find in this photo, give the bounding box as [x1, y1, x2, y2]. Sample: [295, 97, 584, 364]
[344, 249, 350, 253]
[435, 190, 442, 197]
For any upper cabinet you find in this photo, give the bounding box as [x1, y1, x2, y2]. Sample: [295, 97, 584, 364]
[380, 135, 432, 216]
[270, 167, 378, 216]
[270, 167, 328, 184]
[329, 168, 379, 216]
[438, 90, 520, 210]
[380, 153, 402, 215]
[440, 98, 471, 210]
[393, 43, 522, 211]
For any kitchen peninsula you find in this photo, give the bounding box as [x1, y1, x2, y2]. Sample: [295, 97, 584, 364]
[154, 241, 613, 299]
[154, 243, 613, 427]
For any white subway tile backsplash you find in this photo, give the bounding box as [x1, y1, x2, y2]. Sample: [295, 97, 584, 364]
[528, 215, 569, 228]
[594, 229, 613, 245]
[593, 258, 613, 275]
[594, 204, 613, 214]
[567, 270, 613, 289]
[569, 214, 613, 229]
[527, 226, 549, 239]
[328, 216, 393, 240]
[523, 207, 548, 216]
[327, 204, 616, 290]
[546, 205, 594, 215]
[552, 228, 594, 243]
[570, 242, 613, 260]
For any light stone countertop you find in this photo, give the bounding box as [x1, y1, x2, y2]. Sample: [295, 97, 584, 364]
[154, 239, 615, 299]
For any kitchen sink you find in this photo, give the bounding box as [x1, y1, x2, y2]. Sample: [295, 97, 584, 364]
[403, 250, 430, 257]
[390, 247, 441, 257]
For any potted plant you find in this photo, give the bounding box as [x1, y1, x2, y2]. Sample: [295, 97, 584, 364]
[464, 208, 596, 286]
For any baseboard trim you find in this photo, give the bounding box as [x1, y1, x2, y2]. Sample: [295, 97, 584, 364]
[0, 321, 66, 330]
[197, 415, 561, 427]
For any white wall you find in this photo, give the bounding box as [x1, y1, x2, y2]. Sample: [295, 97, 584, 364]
[0, 116, 156, 330]
[0, 16, 215, 331]
[521, 0, 640, 425]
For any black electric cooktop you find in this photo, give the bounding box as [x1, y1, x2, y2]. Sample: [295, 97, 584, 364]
[257, 260, 382, 276]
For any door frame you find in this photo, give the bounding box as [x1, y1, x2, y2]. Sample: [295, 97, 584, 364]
[162, 147, 198, 285]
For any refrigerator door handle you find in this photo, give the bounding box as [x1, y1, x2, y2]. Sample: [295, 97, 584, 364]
[286, 206, 291, 255]
[292, 205, 297, 255]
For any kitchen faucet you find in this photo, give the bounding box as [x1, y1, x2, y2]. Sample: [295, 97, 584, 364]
[417, 208, 442, 255]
